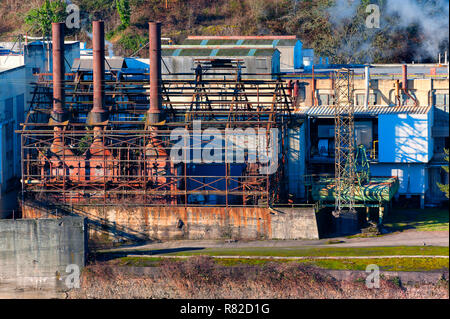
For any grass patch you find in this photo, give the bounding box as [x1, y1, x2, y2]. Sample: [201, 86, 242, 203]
[111, 256, 449, 272]
[383, 208, 449, 232]
[109, 256, 182, 267]
[311, 257, 449, 272]
[161, 246, 449, 258]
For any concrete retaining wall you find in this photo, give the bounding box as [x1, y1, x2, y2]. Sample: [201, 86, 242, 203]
[271, 207, 319, 239]
[22, 202, 319, 241]
[0, 217, 87, 291]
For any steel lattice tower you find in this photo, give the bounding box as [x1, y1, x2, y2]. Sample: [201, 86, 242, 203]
[333, 69, 356, 215]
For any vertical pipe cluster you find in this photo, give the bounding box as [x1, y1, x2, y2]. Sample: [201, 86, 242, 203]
[52, 22, 65, 122]
[89, 20, 108, 123]
[147, 22, 163, 124]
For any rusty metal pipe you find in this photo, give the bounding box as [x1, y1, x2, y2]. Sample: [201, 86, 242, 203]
[90, 20, 108, 123]
[402, 64, 408, 91]
[364, 65, 370, 110]
[52, 23, 65, 122]
[148, 22, 163, 124]
[311, 65, 316, 106]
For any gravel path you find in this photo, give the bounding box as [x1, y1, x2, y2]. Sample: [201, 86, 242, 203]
[103, 229, 449, 253]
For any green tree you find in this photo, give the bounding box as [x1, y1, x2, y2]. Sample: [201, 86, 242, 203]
[116, 0, 131, 29]
[25, 0, 67, 37]
[438, 148, 449, 198]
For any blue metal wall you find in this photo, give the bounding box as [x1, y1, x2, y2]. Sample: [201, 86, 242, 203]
[294, 40, 303, 69]
[378, 112, 433, 163]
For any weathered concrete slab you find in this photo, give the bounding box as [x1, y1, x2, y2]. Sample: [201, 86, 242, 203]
[22, 203, 319, 241]
[271, 207, 319, 239]
[0, 217, 87, 292]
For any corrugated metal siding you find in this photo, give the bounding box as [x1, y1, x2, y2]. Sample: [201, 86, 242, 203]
[295, 104, 431, 116]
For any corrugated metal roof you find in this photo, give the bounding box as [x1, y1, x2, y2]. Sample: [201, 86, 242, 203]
[162, 48, 278, 57]
[295, 104, 431, 116]
[182, 38, 299, 46]
[187, 35, 297, 39]
[162, 45, 274, 49]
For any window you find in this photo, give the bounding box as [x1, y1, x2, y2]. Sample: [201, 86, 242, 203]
[318, 94, 333, 105]
[356, 93, 377, 106]
[356, 94, 365, 106]
[435, 93, 449, 106]
[318, 94, 327, 106]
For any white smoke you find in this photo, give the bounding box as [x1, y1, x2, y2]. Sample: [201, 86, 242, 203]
[386, 0, 449, 59]
[326, 0, 374, 63]
[327, 0, 360, 25]
[105, 39, 114, 58]
[326, 0, 449, 62]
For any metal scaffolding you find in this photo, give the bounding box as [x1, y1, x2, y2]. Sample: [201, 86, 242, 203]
[19, 64, 292, 207]
[333, 68, 355, 214]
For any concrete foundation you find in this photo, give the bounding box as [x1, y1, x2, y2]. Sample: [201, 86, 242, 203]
[0, 217, 87, 291]
[21, 202, 319, 241]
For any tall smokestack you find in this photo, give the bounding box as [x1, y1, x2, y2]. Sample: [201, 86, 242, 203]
[51, 22, 65, 122]
[402, 64, 408, 91]
[147, 22, 163, 124]
[89, 20, 108, 124]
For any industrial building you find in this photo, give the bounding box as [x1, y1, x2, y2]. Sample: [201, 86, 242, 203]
[0, 38, 79, 218]
[182, 35, 304, 70]
[285, 65, 449, 209]
[6, 21, 449, 240]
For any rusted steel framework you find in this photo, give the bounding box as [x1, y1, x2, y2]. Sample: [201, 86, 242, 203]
[19, 66, 292, 207]
[333, 69, 355, 214]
